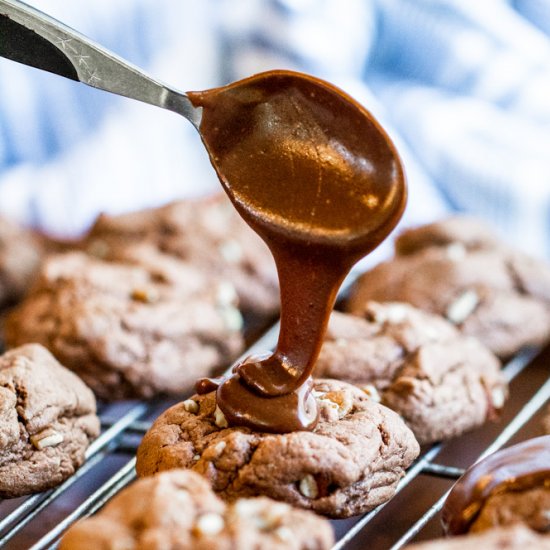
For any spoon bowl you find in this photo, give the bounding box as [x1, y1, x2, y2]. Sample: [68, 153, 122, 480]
[188, 70, 405, 256]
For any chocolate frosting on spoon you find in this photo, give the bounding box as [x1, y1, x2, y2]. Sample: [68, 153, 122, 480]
[189, 70, 406, 433]
[442, 435, 550, 535]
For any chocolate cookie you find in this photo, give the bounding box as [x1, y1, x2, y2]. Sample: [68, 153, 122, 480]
[405, 525, 550, 550]
[442, 436, 550, 535]
[347, 217, 550, 358]
[315, 303, 506, 444]
[542, 404, 550, 436]
[395, 216, 501, 256]
[0, 343, 99, 498]
[4, 251, 244, 400]
[59, 469, 334, 550]
[468, 486, 550, 534]
[136, 379, 420, 518]
[85, 194, 279, 320]
[0, 215, 44, 310]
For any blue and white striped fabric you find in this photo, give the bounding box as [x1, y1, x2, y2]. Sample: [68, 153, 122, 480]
[0, 0, 222, 235]
[1, 0, 549, 258]
[217, 0, 550, 258]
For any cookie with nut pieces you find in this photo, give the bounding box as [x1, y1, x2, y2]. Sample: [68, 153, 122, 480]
[136, 378, 420, 518]
[0, 343, 99, 498]
[347, 216, 550, 358]
[315, 303, 507, 444]
[59, 469, 334, 550]
[4, 250, 244, 400]
[441, 436, 550, 536]
[85, 194, 279, 321]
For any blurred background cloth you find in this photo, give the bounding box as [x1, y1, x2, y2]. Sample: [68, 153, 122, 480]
[0, 0, 549, 258]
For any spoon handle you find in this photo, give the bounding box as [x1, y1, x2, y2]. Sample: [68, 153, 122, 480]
[0, 0, 201, 127]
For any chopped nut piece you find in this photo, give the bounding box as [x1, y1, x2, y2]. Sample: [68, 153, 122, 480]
[422, 326, 441, 341]
[194, 513, 224, 536]
[192, 454, 200, 461]
[446, 242, 467, 261]
[214, 406, 229, 428]
[183, 399, 199, 414]
[323, 391, 344, 407]
[335, 338, 348, 348]
[274, 526, 293, 542]
[446, 289, 479, 324]
[361, 384, 381, 403]
[233, 499, 270, 531]
[214, 441, 227, 454]
[320, 399, 339, 414]
[370, 303, 408, 324]
[219, 240, 243, 263]
[130, 287, 159, 304]
[30, 428, 64, 450]
[219, 306, 244, 332]
[385, 304, 409, 323]
[233, 499, 258, 518]
[491, 387, 506, 409]
[319, 390, 353, 418]
[216, 282, 238, 306]
[298, 474, 319, 499]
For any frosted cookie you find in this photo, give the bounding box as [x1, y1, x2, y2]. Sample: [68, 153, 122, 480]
[136, 379, 419, 518]
[85, 194, 279, 320]
[0, 344, 99, 498]
[315, 303, 506, 444]
[59, 469, 334, 550]
[347, 217, 550, 357]
[442, 436, 550, 535]
[5, 251, 244, 400]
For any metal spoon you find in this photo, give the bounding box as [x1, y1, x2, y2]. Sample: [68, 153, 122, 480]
[0, 0, 202, 128]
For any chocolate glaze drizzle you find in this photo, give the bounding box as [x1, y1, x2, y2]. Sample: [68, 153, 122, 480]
[442, 435, 550, 535]
[189, 70, 406, 433]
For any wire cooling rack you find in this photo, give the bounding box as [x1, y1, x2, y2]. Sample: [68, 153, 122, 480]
[1, 321, 549, 549]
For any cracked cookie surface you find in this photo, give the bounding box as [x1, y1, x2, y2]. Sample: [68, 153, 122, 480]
[4, 251, 244, 400]
[136, 379, 420, 518]
[347, 217, 550, 358]
[60, 469, 334, 550]
[85, 194, 279, 321]
[315, 303, 506, 444]
[0, 343, 99, 498]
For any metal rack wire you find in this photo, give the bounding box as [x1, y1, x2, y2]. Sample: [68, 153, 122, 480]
[1, 330, 549, 549]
